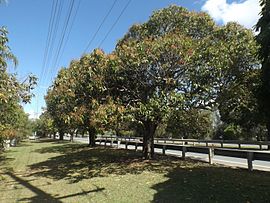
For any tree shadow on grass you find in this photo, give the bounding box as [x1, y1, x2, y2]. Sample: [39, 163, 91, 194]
[152, 166, 270, 203]
[0, 153, 14, 167]
[5, 171, 104, 203]
[33, 138, 70, 144]
[29, 143, 198, 183]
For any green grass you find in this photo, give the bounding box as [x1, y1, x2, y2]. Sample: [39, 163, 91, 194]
[0, 139, 270, 202]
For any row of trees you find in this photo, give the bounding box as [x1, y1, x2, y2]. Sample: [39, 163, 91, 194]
[41, 5, 265, 159]
[0, 26, 36, 148]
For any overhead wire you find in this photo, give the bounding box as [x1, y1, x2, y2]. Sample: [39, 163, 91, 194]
[36, 0, 130, 116]
[45, 0, 75, 82]
[83, 0, 118, 54]
[36, 0, 59, 116]
[47, 0, 80, 82]
[41, 0, 63, 86]
[39, 0, 56, 84]
[55, 0, 82, 73]
[98, 0, 132, 48]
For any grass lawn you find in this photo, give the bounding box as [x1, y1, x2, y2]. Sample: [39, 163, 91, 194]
[0, 139, 270, 203]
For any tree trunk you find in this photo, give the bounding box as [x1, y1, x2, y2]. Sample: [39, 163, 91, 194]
[88, 128, 96, 147]
[59, 131, 64, 140]
[70, 131, 74, 142]
[142, 121, 157, 159]
[116, 129, 120, 137]
[267, 122, 270, 150]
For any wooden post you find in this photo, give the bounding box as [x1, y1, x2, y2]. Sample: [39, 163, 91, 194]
[238, 143, 241, 149]
[162, 145, 166, 155]
[111, 138, 113, 146]
[135, 142, 138, 151]
[247, 152, 253, 171]
[105, 137, 107, 146]
[99, 139, 102, 145]
[221, 141, 223, 148]
[259, 144, 262, 150]
[206, 142, 208, 147]
[125, 141, 128, 149]
[208, 148, 214, 165]
[182, 146, 186, 160]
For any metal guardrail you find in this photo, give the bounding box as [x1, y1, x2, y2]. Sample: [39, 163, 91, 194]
[96, 136, 270, 171]
[155, 138, 270, 150]
[97, 135, 270, 150]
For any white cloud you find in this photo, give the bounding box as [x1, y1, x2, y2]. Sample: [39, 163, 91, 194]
[25, 109, 40, 120]
[202, 0, 261, 29]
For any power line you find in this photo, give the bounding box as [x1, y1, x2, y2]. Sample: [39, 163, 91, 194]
[56, 0, 82, 72]
[98, 0, 132, 48]
[41, 0, 63, 85]
[48, 0, 78, 81]
[39, 0, 57, 85]
[36, 0, 58, 116]
[83, 0, 118, 54]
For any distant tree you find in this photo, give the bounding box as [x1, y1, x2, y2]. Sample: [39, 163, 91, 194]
[166, 109, 213, 139]
[256, 0, 270, 141]
[217, 69, 263, 139]
[34, 111, 56, 138]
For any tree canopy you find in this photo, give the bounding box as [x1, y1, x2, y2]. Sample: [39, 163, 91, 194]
[0, 27, 36, 148]
[45, 5, 261, 159]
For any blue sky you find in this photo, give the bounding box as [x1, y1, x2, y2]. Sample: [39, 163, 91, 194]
[0, 0, 260, 119]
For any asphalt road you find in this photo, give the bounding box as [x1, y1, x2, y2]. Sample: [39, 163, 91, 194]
[69, 136, 270, 172]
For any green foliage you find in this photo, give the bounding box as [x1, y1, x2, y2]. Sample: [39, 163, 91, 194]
[0, 27, 36, 148]
[256, 0, 270, 140]
[46, 5, 261, 158]
[217, 70, 262, 130]
[166, 109, 213, 139]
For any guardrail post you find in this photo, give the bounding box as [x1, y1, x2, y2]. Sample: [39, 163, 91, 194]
[105, 137, 107, 146]
[125, 141, 128, 149]
[162, 145, 166, 155]
[208, 148, 214, 165]
[99, 138, 102, 145]
[247, 152, 253, 171]
[206, 142, 208, 147]
[111, 137, 113, 146]
[135, 142, 138, 151]
[259, 144, 262, 150]
[238, 143, 241, 149]
[182, 146, 186, 160]
[221, 141, 223, 148]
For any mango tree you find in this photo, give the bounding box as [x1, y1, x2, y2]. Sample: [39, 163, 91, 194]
[72, 49, 107, 146]
[110, 6, 260, 159]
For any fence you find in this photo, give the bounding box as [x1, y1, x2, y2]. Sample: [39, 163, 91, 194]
[96, 136, 270, 172]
